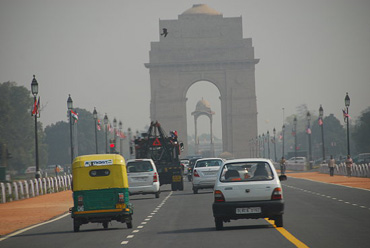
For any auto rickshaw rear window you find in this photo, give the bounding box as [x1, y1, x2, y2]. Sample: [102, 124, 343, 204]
[89, 169, 110, 177]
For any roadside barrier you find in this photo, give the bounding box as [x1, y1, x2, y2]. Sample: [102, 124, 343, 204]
[319, 163, 370, 178]
[0, 174, 72, 204]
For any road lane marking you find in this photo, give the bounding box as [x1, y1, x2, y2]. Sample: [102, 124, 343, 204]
[265, 219, 309, 248]
[284, 184, 369, 210]
[121, 191, 173, 245]
[0, 213, 70, 242]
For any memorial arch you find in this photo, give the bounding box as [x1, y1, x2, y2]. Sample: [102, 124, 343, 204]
[145, 4, 259, 158]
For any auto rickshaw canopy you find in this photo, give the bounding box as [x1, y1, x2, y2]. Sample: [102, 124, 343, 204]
[72, 154, 129, 191]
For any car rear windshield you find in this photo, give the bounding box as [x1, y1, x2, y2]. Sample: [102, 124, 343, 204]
[220, 162, 273, 182]
[127, 161, 154, 173]
[195, 160, 222, 168]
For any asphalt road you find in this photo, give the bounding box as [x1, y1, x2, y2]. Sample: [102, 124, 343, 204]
[1, 177, 370, 248]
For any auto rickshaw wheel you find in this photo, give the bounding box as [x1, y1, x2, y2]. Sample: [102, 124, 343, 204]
[73, 219, 80, 232]
[103, 222, 109, 229]
[126, 221, 133, 229]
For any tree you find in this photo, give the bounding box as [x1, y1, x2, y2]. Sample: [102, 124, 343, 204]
[0, 81, 47, 172]
[45, 108, 106, 166]
[352, 107, 370, 153]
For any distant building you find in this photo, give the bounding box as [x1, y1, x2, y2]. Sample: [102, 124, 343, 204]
[145, 4, 259, 158]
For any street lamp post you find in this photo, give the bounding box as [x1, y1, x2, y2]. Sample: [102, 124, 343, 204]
[93, 107, 98, 154]
[319, 105, 325, 162]
[344, 93, 350, 156]
[67, 94, 74, 164]
[113, 118, 117, 153]
[273, 128, 277, 162]
[31, 75, 41, 178]
[104, 114, 108, 153]
[282, 125, 285, 158]
[258, 135, 261, 158]
[119, 121, 123, 155]
[293, 116, 297, 162]
[128, 128, 133, 159]
[267, 131, 271, 159]
[262, 133, 265, 158]
[307, 111, 312, 169]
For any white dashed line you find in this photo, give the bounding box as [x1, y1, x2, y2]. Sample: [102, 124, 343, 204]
[283, 184, 369, 210]
[121, 191, 173, 245]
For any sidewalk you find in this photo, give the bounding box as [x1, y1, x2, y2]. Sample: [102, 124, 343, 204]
[0, 172, 369, 237]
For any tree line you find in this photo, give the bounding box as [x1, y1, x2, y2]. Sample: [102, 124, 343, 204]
[0, 81, 369, 174]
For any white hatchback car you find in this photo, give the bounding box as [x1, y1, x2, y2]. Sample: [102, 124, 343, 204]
[126, 159, 160, 198]
[192, 158, 224, 194]
[212, 158, 287, 230]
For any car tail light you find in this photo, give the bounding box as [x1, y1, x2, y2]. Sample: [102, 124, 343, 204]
[193, 169, 200, 177]
[118, 193, 125, 203]
[271, 187, 283, 200]
[214, 190, 225, 202]
[153, 172, 158, 182]
[78, 195, 83, 206]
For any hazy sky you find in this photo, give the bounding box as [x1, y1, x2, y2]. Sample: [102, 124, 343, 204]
[1, 0, 369, 140]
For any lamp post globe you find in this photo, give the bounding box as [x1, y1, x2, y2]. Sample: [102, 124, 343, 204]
[67, 94, 73, 110]
[31, 75, 38, 96]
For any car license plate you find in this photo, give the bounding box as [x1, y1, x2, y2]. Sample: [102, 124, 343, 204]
[236, 207, 261, 214]
[134, 177, 147, 181]
[172, 175, 182, 182]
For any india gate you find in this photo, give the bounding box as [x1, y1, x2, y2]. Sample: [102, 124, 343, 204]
[145, 4, 259, 158]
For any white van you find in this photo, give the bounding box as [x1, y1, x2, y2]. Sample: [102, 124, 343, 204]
[126, 159, 160, 198]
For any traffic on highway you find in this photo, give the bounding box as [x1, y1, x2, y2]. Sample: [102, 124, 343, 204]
[1, 169, 370, 248]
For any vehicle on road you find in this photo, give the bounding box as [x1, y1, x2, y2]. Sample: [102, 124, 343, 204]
[181, 159, 189, 175]
[70, 154, 133, 232]
[127, 159, 160, 198]
[45, 164, 63, 176]
[187, 157, 202, 182]
[212, 158, 287, 230]
[286, 157, 307, 165]
[192, 158, 224, 194]
[134, 121, 184, 191]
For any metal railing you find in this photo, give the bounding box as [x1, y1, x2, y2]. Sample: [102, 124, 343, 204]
[319, 163, 370, 178]
[0, 175, 72, 204]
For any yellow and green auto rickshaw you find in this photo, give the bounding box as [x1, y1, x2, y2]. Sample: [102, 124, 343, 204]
[70, 154, 133, 232]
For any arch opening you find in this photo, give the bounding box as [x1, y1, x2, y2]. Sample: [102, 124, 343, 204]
[186, 81, 222, 157]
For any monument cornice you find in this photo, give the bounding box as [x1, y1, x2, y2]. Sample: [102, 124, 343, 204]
[144, 59, 259, 69]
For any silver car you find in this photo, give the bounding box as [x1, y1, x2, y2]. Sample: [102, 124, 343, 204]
[192, 158, 224, 194]
[127, 159, 160, 198]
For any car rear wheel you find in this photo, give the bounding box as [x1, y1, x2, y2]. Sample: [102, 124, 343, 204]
[215, 218, 223, 230]
[193, 187, 198, 194]
[155, 192, 160, 198]
[275, 215, 283, 227]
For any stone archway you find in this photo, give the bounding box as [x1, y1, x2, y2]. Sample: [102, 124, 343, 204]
[145, 4, 259, 158]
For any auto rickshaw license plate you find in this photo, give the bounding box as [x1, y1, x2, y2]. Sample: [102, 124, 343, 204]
[172, 175, 182, 182]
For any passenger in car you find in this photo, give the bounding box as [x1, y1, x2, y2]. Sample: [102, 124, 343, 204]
[253, 163, 269, 178]
[225, 170, 240, 181]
